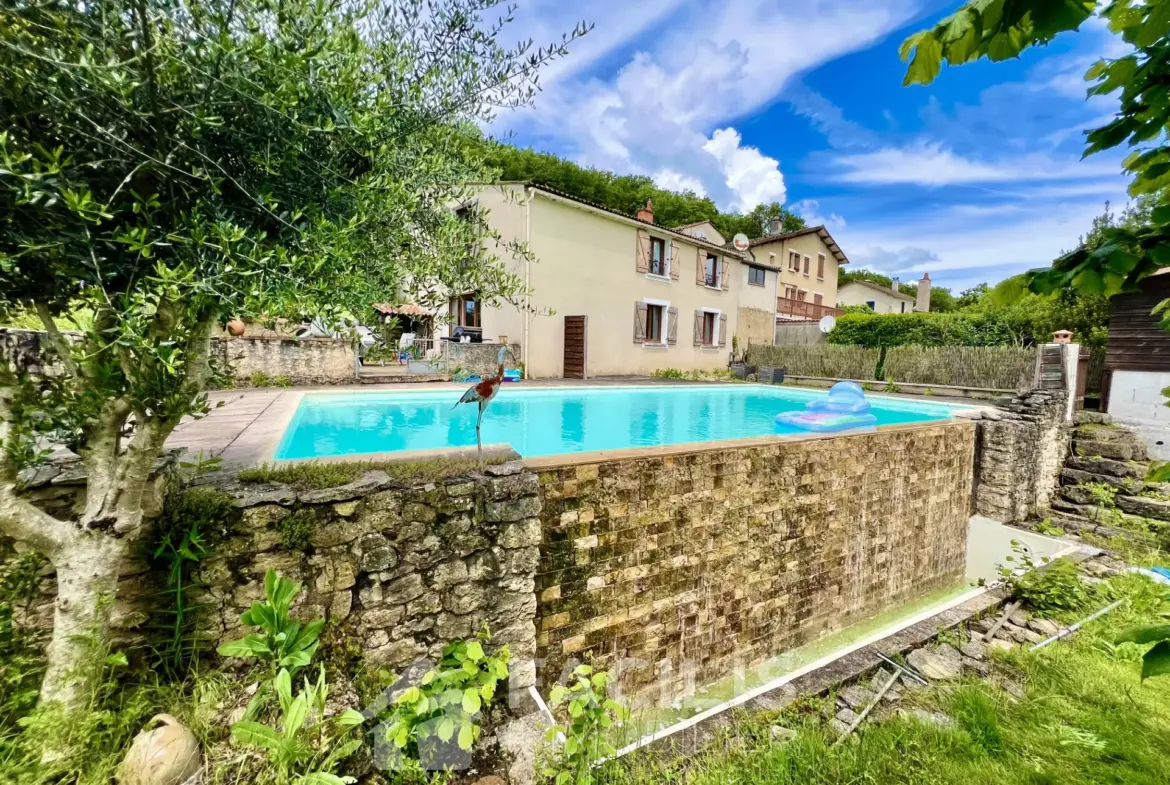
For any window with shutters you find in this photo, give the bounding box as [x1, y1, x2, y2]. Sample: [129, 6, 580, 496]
[649, 237, 666, 276]
[646, 304, 664, 342]
[803, 255, 810, 275]
[783, 285, 798, 300]
[817, 254, 826, 280]
[788, 251, 800, 272]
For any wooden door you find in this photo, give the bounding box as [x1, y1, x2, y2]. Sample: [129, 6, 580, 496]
[564, 315, 587, 379]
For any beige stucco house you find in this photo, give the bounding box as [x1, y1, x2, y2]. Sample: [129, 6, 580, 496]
[748, 227, 848, 336]
[439, 184, 851, 378]
[838, 275, 932, 313]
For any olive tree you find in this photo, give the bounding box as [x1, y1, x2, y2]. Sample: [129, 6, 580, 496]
[0, 0, 585, 714]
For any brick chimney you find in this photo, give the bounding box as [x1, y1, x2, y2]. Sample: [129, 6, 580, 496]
[636, 199, 655, 224]
[891, 277, 900, 292]
[915, 272, 931, 312]
[766, 218, 782, 236]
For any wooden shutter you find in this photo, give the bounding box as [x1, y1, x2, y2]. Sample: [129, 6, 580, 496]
[718, 314, 728, 347]
[695, 247, 705, 284]
[693, 310, 703, 346]
[667, 306, 678, 345]
[633, 302, 647, 343]
[814, 293, 823, 305]
[720, 259, 730, 290]
[803, 256, 810, 274]
[817, 254, 825, 278]
[636, 230, 650, 273]
[669, 241, 680, 280]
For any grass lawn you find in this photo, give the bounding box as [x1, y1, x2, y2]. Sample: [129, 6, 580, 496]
[600, 574, 1170, 785]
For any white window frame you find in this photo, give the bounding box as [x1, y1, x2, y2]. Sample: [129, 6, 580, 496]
[699, 306, 721, 348]
[642, 297, 670, 347]
[646, 236, 671, 281]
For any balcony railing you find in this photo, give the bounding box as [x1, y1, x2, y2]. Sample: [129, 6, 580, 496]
[776, 296, 843, 322]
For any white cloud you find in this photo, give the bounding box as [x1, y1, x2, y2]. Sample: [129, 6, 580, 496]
[503, 0, 924, 211]
[702, 128, 786, 211]
[653, 168, 707, 195]
[790, 198, 846, 232]
[829, 141, 1120, 187]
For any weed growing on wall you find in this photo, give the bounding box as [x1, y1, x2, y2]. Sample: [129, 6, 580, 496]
[218, 570, 324, 682]
[997, 541, 1089, 614]
[376, 628, 510, 758]
[278, 509, 318, 551]
[544, 665, 629, 785]
[651, 368, 685, 379]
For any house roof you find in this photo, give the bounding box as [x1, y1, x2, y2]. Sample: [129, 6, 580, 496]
[373, 303, 434, 316]
[489, 182, 750, 259]
[749, 225, 850, 265]
[841, 279, 916, 301]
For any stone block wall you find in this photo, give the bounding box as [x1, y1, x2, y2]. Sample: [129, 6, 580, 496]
[444, 342, 521, 378]
[214, 336, 357, 385]
[532, 422, 975, 706]
[11, 463, 542, 705]
[970, 389, 1069, 523]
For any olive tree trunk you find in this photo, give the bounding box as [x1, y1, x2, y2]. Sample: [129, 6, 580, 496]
[0, 314, 214, 715]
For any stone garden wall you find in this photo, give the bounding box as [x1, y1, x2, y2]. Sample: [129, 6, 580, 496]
[969, 389, 1070, 523]
[444, 342, 522, 378]
[531, 422, 976, 707]
[214, 336, 357, 385]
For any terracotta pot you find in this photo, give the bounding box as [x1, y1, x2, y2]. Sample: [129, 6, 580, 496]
[118, 714, 202, 785]
[226, 318, 246, 337]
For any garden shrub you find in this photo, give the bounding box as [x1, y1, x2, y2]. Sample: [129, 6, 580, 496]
[826, 311, 1030, 348]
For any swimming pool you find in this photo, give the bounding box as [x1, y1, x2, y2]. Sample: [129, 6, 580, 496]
[273, 384, 972, 460]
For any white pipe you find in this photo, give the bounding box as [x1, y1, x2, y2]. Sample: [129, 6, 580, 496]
[523, 186, 534, 380]
[1030, 599, 1125, 651]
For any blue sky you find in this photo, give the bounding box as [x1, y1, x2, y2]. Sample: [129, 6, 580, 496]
[491, 0, 1134, 293]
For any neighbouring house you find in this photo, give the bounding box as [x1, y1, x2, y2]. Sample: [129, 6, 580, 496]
[1100, 270, 1170, 459]
[750, 225, 848, 331]
[838, 273, 932, 314]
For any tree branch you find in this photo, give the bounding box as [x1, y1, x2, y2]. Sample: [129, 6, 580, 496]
[33, 302, 79, 379]
[0, 471, 73, 557]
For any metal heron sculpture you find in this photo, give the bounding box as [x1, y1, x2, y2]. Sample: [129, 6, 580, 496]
[453, 345, 511, 466]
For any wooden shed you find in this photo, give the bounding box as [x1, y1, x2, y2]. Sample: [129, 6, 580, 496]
[1101, 270, 1170, 417]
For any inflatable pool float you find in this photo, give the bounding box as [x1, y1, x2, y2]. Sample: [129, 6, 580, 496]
[775, 381, 877, 432]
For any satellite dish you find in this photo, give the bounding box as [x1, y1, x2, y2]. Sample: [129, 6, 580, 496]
[732, 233, 750, 251]
[819, 315, 837, 333]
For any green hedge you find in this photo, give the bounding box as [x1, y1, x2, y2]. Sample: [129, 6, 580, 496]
[744, 344, 880, 380]
[825, 311, 1029, 348]
[882, 346, 1037, 391]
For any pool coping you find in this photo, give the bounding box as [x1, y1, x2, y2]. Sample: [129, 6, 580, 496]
[205, 382, 987, 469]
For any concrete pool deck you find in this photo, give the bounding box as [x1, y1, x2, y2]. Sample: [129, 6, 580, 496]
[166, 379, 989, 468]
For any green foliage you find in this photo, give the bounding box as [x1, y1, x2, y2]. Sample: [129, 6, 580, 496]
[278, 509, 318, 551]
[650, 368, 686, 379]
[273, 375, 293, 389]
[997, 541, 1089, 614]
[544, 664, 628, 785]
[483, 143, 804, 239]
[251, 372, 274, 388]
[218, 570, 323, 680]
[237, 457, 503, 489]
[0, 546, 47, 728]
[826, 310, 1029, 348]
[900, 1, 1095, 86]
[744, 344, 880, 380]
[148, 485, 236, 679]
[230, 666, 363, 785]
[377, 629, 509, 757]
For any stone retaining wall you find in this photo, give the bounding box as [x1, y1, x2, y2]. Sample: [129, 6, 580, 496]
[215, 336, 357, 385]
[970, 389, 1070, 523]
[444, 342, 522, 378]
[532, 422, 975, 706]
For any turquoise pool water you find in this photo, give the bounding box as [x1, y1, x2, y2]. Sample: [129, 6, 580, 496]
[274, 384, 968, 460]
